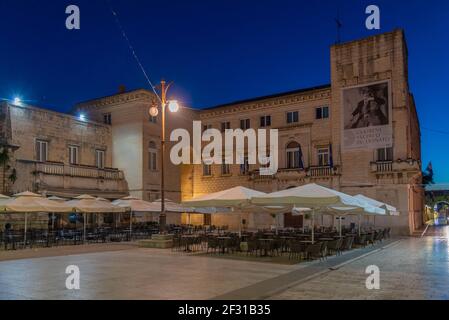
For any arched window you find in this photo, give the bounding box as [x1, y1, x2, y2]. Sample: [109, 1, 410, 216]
[149, 141, 157, 171]
[286, 141, 304, 169]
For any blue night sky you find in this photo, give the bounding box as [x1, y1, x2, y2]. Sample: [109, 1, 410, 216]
[0, 0, 448, 183]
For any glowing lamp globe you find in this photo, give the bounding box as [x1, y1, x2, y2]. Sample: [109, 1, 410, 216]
[149, 106, 159, 117]
[168, 100, 180, 113]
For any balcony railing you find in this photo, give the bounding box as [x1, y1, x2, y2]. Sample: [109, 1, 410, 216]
[308, 165, 334, 177]
[29, 161, 124, 180]
[374, 161, 393, 173]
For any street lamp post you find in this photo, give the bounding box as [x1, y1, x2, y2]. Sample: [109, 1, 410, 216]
[150, 80, 180, 233]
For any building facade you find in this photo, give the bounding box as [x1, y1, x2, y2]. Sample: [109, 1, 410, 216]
[180, 30, 424, 235]
[0, 29, 424, 235]
[0, 101, 129, 199]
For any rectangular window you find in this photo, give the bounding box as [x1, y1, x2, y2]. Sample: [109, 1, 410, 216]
[286, 111, 299, 124]
[68, 145, 79, 165]
[221, 121, 231, 132]
[316, 106, 329, 119]
[240, 156, 249, 175]
[221, 157, 230, 175]
[203, 164, 212, 176]
[36, 140, 48, 162]
[103, 113, 112, 125]
[240, 119, 251, 130]
[203, 124, 212, 132]
[149, 151, 157, 171]
[149, 116, 157, 124]
[377, 147, 393, 161]
[95, 150, 105, 169]
[260, 115, 271, 127]
[317, 148, 330, 166]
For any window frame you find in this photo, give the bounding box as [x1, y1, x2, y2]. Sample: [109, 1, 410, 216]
[317, 147, 330, 166]
[148, 141, 158, 171]
[286, 111, 299, 124]
[240, 119, 251, 130]
[68, 145, 80, 165]
[260, 115, 271, 128]
[95, 149, 106, 169]
[36, 140, 48, 163]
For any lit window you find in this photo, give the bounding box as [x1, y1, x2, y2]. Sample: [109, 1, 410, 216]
[36, 140, 48, 162]
[286, 111, 299, 124]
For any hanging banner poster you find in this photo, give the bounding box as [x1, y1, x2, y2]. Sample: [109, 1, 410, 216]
[342, 80, 392, 150]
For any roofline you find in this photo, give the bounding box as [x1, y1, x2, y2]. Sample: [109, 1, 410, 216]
[73, 88, 154, 111]
[201, 84, 331, 111]
[1, 101, 108, 128]
[332, 28, 405, 48]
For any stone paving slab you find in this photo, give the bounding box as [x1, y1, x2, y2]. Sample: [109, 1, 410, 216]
[270, 236, 449, 300]
[213, 239, 400, 300]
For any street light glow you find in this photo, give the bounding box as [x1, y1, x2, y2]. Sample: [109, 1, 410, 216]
[168, 100, 180, 113]
[13, 97, 22, 105]
[78, 113, 86, 121]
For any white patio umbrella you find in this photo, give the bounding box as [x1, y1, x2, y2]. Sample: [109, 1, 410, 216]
[183, 186, 269, 235]
[112, 196, 155, 236]
[251, 184, 385, 243]
[4, 191, 73, 244]
[354, 194, 399, 232]
[47, 196, 67, 231]
[354, 194, 399, 216]
[66, 195, 126, 242]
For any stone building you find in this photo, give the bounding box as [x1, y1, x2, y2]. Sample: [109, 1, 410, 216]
[0, 101, 129, 199]
[179, 29, 424, 235]
[0, 29, 423, 235]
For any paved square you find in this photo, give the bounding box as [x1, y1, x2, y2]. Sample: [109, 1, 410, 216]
[0, 230, 448, 300]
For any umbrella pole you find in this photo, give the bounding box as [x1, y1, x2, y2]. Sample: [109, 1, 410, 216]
[239, 213, 242, 237]
[129, 211, 133, 241]
[83, 213, 86, 243]
[339, 216, 342, 238]
[311, 211, 315, 245]
[358, 214, 361, 236]
[24, 212, 28, 246]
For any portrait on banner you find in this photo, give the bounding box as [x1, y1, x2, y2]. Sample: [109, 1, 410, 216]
[342, 81, 392, 150]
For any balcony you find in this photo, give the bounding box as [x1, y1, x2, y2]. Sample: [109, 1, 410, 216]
[370, 159, 421, 175]
[250, 165, 340, 182]
[14, 160, 128, 198]
[307, 165, 339, 177]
